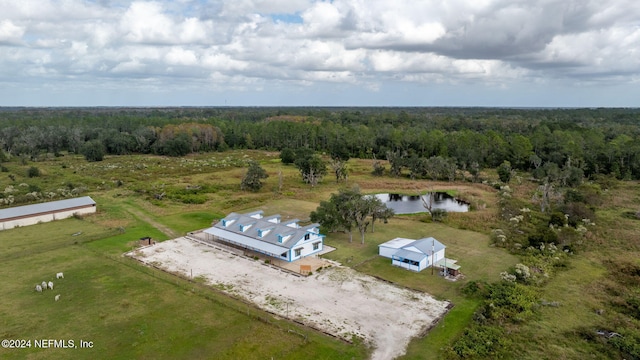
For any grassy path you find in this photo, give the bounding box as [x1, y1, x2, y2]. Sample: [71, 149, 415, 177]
[125, 207, 181, 239]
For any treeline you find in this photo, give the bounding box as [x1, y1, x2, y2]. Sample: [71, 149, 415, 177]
[1, 107, 640, 179]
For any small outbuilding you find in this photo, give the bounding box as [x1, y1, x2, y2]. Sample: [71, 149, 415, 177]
[0, 196, 97, 231]
[139, 237, 156, 246]
[379, 237, 457, 273]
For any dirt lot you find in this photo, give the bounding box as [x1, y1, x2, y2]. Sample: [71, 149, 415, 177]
[129, 237, 450, 360]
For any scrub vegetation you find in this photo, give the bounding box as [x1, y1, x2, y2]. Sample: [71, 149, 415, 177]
[1, 107, 640, 359]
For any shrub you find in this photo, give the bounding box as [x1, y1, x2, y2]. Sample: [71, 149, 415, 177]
[497, 161, 512, 183]
[609, 331, 640, 359]
[372, 160, 385, 176]
[280, 148, 296, 164]
[528, 226, 559, 247]
[450, 325, 508, 359]
[27, 166, 40, 178]
[548, 211, 566, 227]
[175, 194, 207, 204]
[483, 281, 538, 322]
[28, 184, 41, 192]
[431, 208, 448, 222]
[81, 140, 105, 162]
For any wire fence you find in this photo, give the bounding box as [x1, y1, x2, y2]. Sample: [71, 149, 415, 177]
[112, 250, 354, 345]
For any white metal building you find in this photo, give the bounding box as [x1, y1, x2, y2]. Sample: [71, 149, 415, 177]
[378, 237, 446, 272]
[203, 210, 325, 262]
[0, 196, 97, 231]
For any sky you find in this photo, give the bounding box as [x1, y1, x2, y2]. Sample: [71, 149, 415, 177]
[0, 0, 639, 107]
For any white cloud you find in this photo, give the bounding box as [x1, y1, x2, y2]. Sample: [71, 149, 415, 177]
[0, 20, 25, 44]
[0, 0, 639, 106]
[121, 2, 177, 44]
[221, 0, 311, 17]
[166, 47, 198, 66]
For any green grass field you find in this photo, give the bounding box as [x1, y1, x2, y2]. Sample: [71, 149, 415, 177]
[0, 219, 367, 360]
[0, 151, 526, 359]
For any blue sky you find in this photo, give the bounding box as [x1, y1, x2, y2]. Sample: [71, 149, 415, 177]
[0, 0, 639, 107]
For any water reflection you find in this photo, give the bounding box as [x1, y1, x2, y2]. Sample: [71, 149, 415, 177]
[374, 192, 469, 214]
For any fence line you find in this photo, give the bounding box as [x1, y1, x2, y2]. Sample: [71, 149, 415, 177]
[116, 250, 353, 344]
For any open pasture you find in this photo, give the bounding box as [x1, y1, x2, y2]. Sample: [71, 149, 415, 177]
[1, 150, 517, 359]
[0, 219, 367, 360]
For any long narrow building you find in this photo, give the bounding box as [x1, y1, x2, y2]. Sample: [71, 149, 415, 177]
[0, 196, 97, 231]
[203, 210, 324, 262]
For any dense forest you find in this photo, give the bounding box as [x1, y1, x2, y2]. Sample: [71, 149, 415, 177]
[1, 107, 640, 181]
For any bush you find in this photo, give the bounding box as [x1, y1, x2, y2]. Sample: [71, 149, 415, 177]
[27, 166, 40, 178]
[483, 281, 538, 322]
[450, 325, 507, 359]
[497, 161, 512, 183]
[28, 184, 41, 192]
[609, 332, 640, 359]
[431, 208, 448, 222]
[549, 211, 566, 227]
[528, 226, 559, 247]
[81, 140, 105, 162]
[461, 280, 487, 297]
[280, 148, 296, 164]
[372, 160, 385, 176]
[563, 202, 595, 227]
[175, 194, 207, 204]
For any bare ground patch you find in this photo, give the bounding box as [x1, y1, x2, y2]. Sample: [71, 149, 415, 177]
[128, 237, 450, 360]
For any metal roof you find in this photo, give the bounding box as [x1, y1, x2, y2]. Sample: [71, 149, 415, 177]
[378, 237, 415, 250]
[211, 212, 322, 250]
[409, 237, 446, 254]
[379, 237, 446, 254]
[0, 196, 96, 221]
[434, 258, 460, 270]
[203, 226, 289, 258]
[392, 249, 427, 262]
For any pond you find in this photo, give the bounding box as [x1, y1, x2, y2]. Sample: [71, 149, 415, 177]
[374, 192, 469, 215]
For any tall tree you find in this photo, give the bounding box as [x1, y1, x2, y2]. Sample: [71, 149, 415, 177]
[311, 193, 354, 242]
[294, 152, 327, 186]
[311, 186, 392, 244]
[241, 160, 269, 192]
[330, 158, 348, 183]
[370, 199, 394, 232]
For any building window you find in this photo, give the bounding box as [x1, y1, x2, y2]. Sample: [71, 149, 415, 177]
[294, 248, 302, 257]
[304, 233, 310, 240]
[313, 242, 320, 250]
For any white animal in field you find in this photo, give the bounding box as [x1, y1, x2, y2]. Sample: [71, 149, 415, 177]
[41, 281, 48, 290]
[55, 294, 60, 302]
[48, 281, 54, 289]
[35, 284, 42, 293]
[56, 272, 64, 279]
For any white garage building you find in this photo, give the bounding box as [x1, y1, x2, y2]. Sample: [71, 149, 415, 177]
[0, 196, 97, 231]
[379, 237, 447, 272]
